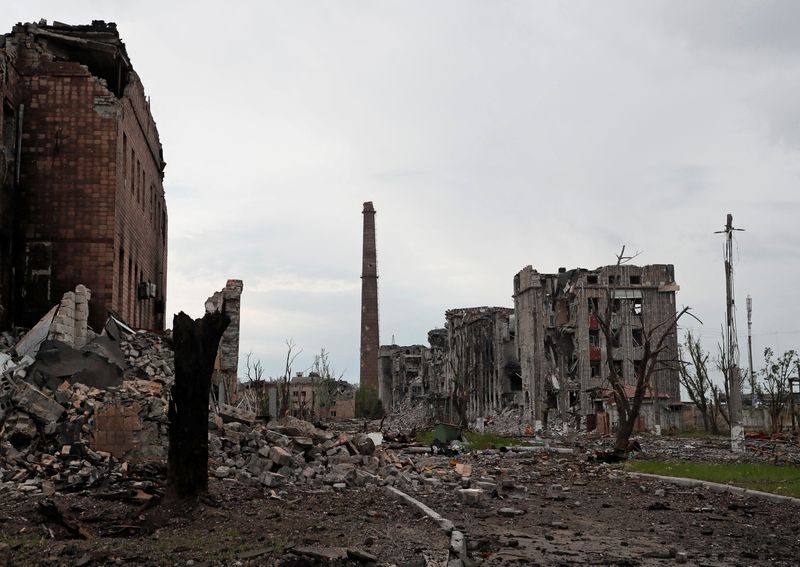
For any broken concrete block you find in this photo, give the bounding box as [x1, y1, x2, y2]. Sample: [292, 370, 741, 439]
[259, 471, 286, 487]
[290, 436, 314, 450]
[269, 446, 293, 467]
[545, 484, 567, 501]
[14, 304, 59, 359]
[5, 412, 38, 448]
[214, 466, 230, 478]
[218, 403, 255, 425]
[352, 434, 375, 456]
[498, 507, 525, 517]
[458, 488, 484, 506]
[12, 381, 65, 424]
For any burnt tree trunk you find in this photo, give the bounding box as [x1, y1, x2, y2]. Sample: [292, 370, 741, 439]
[167, 311, 229, 500]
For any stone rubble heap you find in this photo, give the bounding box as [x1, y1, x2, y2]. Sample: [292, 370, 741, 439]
[0, 329, 176, 498]
[383, 398, 430, 433]
[1, 324, 438, 497]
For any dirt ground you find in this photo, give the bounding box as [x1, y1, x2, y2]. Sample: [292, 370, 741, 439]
[0, 482, 449, 566]
[415, 449, 799, 566]
[1, 434, 799, 566]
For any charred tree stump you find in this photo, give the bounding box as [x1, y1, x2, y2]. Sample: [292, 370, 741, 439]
[167, 311, 229, 500]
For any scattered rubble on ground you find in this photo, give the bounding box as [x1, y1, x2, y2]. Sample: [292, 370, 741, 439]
[0, 288, 800, 565]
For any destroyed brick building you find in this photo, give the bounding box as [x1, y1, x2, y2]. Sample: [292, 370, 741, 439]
[514, 264, 681, 429]
[381, 264, 681, 432]
[379, 329, 447, 414]
[443, 307, 520, 423]
[206, 280, 243, 405]
[0, 20, 167, 332]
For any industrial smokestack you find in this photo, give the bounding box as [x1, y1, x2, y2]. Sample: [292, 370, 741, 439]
[360, 202, 379, 396]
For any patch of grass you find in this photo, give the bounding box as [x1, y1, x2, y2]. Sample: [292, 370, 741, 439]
[626, 460, 800, 498]
[413, 430, 435, 445]
[413, 429, 525, 449]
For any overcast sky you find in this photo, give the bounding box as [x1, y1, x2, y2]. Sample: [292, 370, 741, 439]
[4, 2, 799, 392]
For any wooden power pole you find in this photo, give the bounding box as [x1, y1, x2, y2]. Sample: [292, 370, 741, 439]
[716, 214, 745, 453]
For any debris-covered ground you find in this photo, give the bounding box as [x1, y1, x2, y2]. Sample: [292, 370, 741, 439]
[3, 312, 800, 566]
[3, 434, 799, 566]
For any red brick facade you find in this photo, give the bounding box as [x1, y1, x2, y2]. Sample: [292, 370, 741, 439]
[0, 21, 167, 331]
[360, 202, 379, 392]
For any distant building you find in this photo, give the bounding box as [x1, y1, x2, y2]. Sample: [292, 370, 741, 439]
[379, 343, 430, 411]
[443, 307, 520, 422]
[0, 20, 167, 332]
[514, 264, 680, 429]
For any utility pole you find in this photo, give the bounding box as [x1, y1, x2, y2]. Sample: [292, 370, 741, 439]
[790, 371, 798, 433]
[716, 214, 745, 453]
[746, 295, 755, 403]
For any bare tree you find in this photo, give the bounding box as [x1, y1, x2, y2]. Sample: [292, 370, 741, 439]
[758, 348, 798, 433]
[278, 339, 302, 417]
[242, 352, 267, 416]
[713, 340, 734, 429]
[596, 246, 694, 458]
[310, 348, 343, 420]
[678, 331, 717, 433]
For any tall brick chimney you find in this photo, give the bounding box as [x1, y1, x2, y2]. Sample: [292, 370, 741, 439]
[360, 202, 379, 394]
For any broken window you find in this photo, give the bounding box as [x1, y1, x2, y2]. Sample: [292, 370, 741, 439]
[122, 133, 128, 184]
[611, 299, 621, 314]
[587, 275, 598, 285]
[632, 328, 644, 347]
[3, 101, 16, 157]
[633, 359, 644, 379]
[632, 298, 643, 315]
[589, 329, 600, 347]
[587, 297, 599, 314]
[611, 330, 621, 349]
[608, 275, 618, 285]
[630, 275, 641, 285]
[613, 359, 624, 378]
[590, 361, 601, 378]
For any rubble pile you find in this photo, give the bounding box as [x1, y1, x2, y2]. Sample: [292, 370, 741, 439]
[0, 333, 174, 497]
[119, 331, 175, 383]
[384, 398, 430, 433]
[2, 318, 437, 497]
[485, 406, 525, 436]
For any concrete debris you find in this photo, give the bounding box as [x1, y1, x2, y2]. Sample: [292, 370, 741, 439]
[0, 315, 438, 497]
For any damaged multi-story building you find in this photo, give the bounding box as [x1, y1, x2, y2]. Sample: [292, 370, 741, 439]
[514, 264, 680, 430]
[442, 307, 520, 424]
[381, 264, 681, 432]
[379, 308, 521, 425]
[0, 20, 167, 332]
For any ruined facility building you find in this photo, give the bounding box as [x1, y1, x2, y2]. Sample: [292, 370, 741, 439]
[0, 21, 167, 332]
[381, 264, 680, 431]
[442, 307, 520, 423]
[514, 264, 680, 429]
[379, 308, 521, 425]
[379, 329, 447, 413]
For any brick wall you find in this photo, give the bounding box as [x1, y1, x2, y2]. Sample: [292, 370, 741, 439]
[113, 71, 167, 330]
[0, 50, 22, 329]
[4, 22, 167, 332]
[360, 202, 379, 392]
